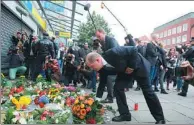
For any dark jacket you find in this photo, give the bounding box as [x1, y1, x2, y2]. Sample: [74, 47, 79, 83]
[67, 46, 80, 62]
[9, 53, 25, 68]
[145, 42, 160, 66]
[23, 38, 36, 58]
[157, 47, 167, 68]
[52, 41, 58, 58]
[78, 47, 91, 60]
[35, 37, 55, 58]
[102, 36, 119, 53]
[183, 45, 194, 63]
[104, 46, 151, 78]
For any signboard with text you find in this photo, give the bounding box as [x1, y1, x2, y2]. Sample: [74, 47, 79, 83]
[55, 31, 71, 38]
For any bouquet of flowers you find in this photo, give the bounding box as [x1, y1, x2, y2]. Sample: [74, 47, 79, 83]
[11, 96, 31, 110]
[3, 108, 27, 124]
[72, 94, 105, 124]
[30, 108, 73, 124]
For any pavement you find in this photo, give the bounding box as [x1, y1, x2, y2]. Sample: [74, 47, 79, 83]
[85, 83, 194, 124]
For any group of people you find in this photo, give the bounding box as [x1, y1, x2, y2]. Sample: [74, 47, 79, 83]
[7, 31, 98, 92]
[84, 28, 194, 124]
[7, 27, 194, 124]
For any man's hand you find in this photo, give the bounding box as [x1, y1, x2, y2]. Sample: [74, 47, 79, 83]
[180, 61, 194, 80]
[160, 65, 163, 70]
[77, 65, 81, 71]
[125, 67, 134, 74]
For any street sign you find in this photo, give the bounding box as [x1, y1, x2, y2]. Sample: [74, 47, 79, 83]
[55, 31, 71, 38]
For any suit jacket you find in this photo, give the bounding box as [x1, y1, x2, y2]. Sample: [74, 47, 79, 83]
[101, 36, 119, 53]
[145, 42, 160, 66]
[157, 46, 167, 68]
[104, 46, 151, 78]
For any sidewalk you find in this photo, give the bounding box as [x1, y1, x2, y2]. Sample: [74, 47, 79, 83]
[86, 84, 194, 124]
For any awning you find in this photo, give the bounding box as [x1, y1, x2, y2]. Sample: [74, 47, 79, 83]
[32, 1, 88, 39]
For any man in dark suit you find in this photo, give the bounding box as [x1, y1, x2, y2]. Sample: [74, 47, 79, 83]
[95, 29, 119, 103]
[145, 35, 160, 89]
[86, 46, 165, 124]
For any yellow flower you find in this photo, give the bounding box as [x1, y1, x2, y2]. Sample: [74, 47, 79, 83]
[74, 99, 79, 104]
[19, 96, 31, 106]
[37, 75, 43, 78]
[20, 75, 25, 78]
[11, 97, 19, 105]
[16, 104, 21, 110]
[1, 73, 5, 78]
[80, 103, 85, 109]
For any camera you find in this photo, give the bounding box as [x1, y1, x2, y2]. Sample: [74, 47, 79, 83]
[176, 44, 188, 54]
[65, 54, 74, 63]
[175, 67, 187, 77]
[93, 39, 101, 50]
[7, 45, 19, 55]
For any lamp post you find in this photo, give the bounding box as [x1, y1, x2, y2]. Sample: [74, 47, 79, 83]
[16, 6, 28, 33]
[84, 3, 97, 31]
[101, 2, 128, 35]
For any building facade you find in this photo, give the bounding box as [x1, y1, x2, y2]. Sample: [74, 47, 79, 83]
[152, 12, 194, 50]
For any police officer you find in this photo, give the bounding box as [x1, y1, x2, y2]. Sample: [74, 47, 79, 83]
[86, 46, 165, 124]
[32, 32, 54, 82]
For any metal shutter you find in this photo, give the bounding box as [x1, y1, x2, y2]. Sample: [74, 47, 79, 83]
[1, 4, 32, 73]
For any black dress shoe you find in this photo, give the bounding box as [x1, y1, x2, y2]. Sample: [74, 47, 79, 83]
[178, 92, 187, 97]
[155, 120, 166, 124]
[154, 88, 159, 92]
[112, 114, 131, 122]
[161, 89, 168, 94]
[100, 99, 113, 103]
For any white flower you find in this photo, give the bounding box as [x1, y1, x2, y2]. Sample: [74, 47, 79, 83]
[13, 111, 19, 116]
[57, 96, 62, 100]
[55, 118, 59, 123]
[12, 118, 17, 123]
[19, 117, 27, 124]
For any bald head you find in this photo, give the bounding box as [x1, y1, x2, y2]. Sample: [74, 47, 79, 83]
[86, 52, 101, 63]
[86, 52, 103, 71]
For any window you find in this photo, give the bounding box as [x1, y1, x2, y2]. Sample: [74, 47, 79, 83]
[172, 27, 176, 34]
[177, 26, 182, 33]
[172, 37, 176, 44]
[163, 40, 167, 45]
[164, 31, 167, 37]
[168, 29, 171, 36]
[167, 39, 171, 45]
[176, 36, 181, 43]
[183, 23, 188, 31]
[160, 32, 163, 38]
[182, 34, 187, 42]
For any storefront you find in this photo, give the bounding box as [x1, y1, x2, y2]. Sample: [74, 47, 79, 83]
[1, 3, 34, 73]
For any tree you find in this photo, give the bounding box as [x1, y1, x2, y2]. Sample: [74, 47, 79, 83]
[78, 11, 113, 45]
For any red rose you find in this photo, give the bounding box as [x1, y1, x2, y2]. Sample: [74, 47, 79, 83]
[39, 102, 45, 108]
[86, 118, 96, 124]
[34, 97, 39, 105]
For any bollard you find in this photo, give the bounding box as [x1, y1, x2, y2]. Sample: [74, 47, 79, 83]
[134, 103, 138, 111]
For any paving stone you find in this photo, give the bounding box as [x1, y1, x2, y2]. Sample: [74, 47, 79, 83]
[130, 111, 156, 123]
[164, 110, 193, 122]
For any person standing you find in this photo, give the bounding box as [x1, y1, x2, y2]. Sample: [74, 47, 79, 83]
[86, 46, 165, 124]
[32, 32, 54, 82]
[23, 34, 36, 79]
[50, 37, 58, 59]
[95, 29, 119, 103]
[145, 35, 160, 90]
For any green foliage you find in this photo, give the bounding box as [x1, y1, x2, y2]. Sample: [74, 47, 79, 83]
[78, 11, 113, 45]
[3, 108, 15, 124]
